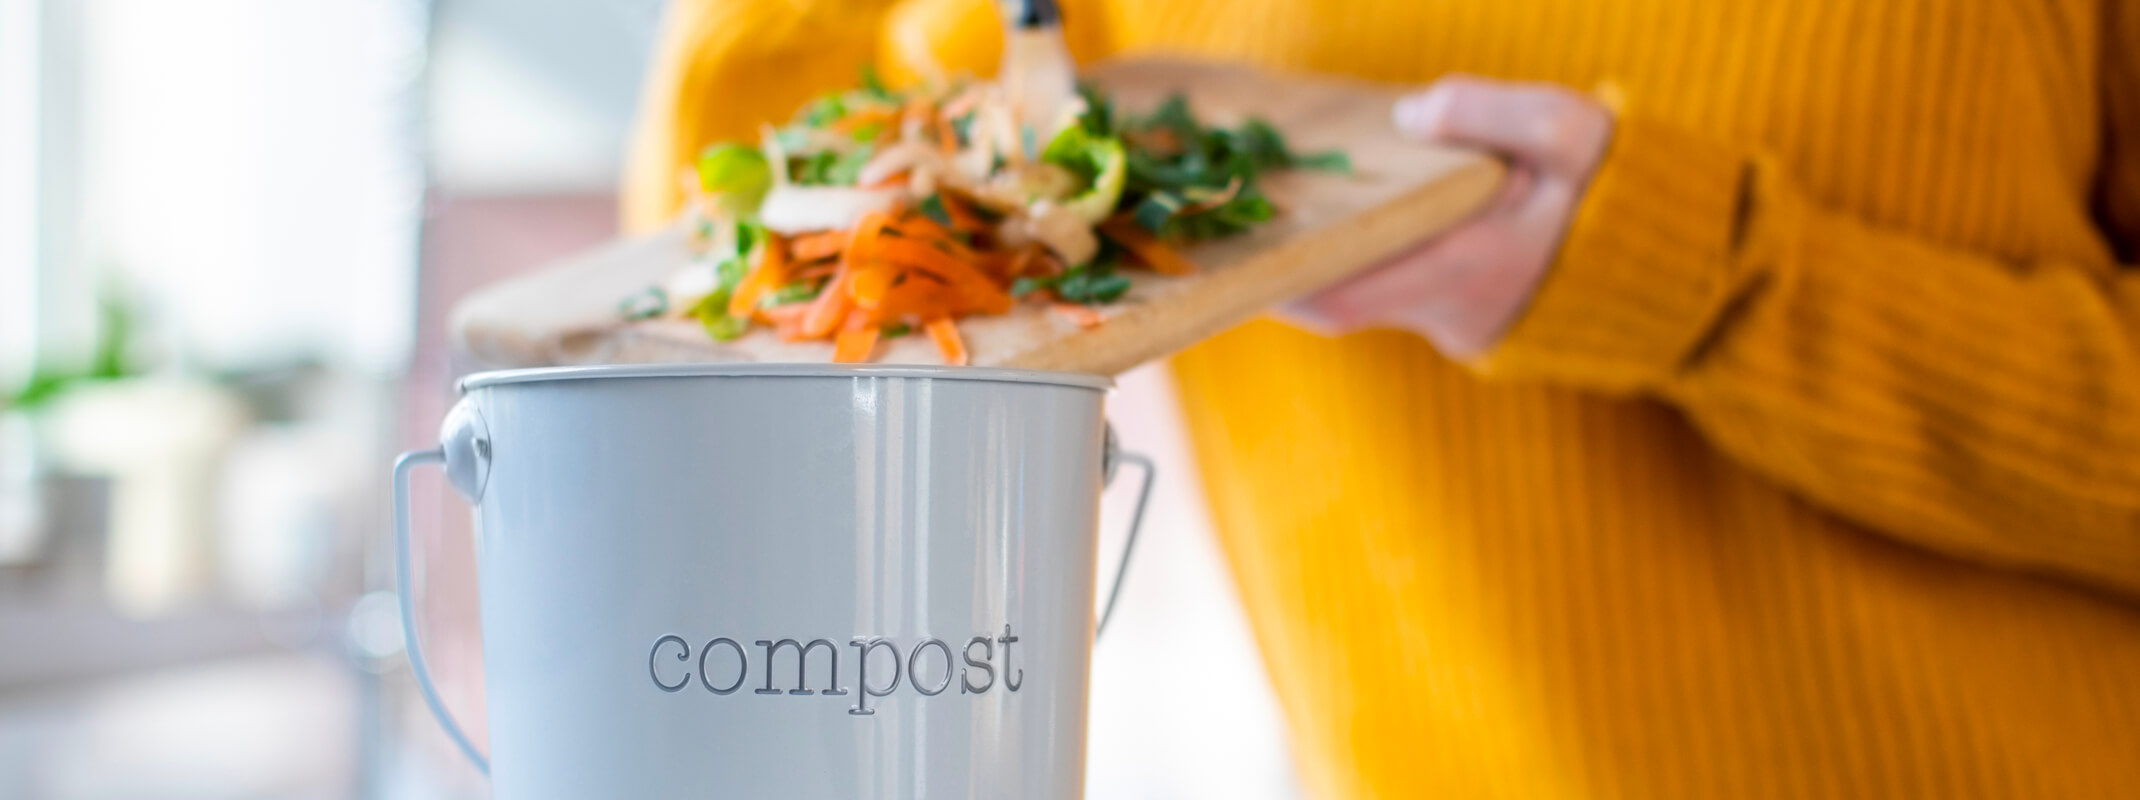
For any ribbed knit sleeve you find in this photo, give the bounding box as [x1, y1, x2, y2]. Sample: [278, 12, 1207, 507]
[2101, 0, 2140, 259]
[1482, 107, 2140, 596]
[621, 0, 895, 233]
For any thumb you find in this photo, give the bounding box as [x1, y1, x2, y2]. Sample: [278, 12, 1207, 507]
[1393, 76, 1608, 177]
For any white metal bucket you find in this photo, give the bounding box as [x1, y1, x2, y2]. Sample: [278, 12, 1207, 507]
[391, 364, 1153, 799]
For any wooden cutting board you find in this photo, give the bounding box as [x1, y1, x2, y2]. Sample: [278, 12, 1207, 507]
[451, 58, 1504, 375]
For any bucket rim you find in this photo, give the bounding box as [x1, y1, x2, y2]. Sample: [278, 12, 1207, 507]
[458, 363, 1115, 393]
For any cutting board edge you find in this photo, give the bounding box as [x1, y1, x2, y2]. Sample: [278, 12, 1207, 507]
[1001, 152, 1507, 375]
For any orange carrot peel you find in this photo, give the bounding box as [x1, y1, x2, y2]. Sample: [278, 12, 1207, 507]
[1099, 218, 1196, 276]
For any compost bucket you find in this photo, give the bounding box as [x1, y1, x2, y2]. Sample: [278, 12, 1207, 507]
[391, 363, 1152, 799]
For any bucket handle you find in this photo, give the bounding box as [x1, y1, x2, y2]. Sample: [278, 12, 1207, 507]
[1096, 427, 1157, 639]
[392, 446, 491, 776]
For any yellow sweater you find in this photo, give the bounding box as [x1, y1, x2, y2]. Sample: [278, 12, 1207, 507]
[624, 1, 2140, 796]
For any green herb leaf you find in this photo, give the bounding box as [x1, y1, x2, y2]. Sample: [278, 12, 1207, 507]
[792, 151, 838, 184]
[919, 194, 952, 227]
[1293, 149, 1351, 172]
[1044, 262, 1132, 305]
[1160, 190, 1276, 240]
[1009, 275, 1049, 298]
[881, 322, 913, 339]
[761, 279, 825, 307]
[825, 144, 875, 185]
[1132, 191, 1185, 233]
[859, 64, 894, 101]
[799, 95, 847, 128]
[1084, 273, 1132, 303]
[1010, 275, 1049, 298]
[950, 112, 976, 146]
[1075, 82, 1116, 136]
[1055, 268, 1093, 300]
[1107, 91, 1348, 244]
[1146, 94, 1200, 141]
[849, 122, 883, 143]
[732, 219, 763, 262]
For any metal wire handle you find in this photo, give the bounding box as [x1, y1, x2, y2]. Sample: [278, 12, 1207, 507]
[1096, 433, 1157, 639]
[392, 447, 490, 775]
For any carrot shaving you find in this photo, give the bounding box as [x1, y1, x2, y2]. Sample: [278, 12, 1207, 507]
[885, 210, 961, 244]
[875, 238, 1012, 313]
[832, 310, 879, 362]
[692, 208, 1152, 358]
[1001, 246, 1037, 278]
[803, 212, 890, 337]
[1099, 218, 1196, 276]
[937, 190, 990, 234]
[728, 232, 788, 317]
[759, 303, 809, 323]
[924, 317, 968, 365]
[789, 263, 838, 281]
[790, 231, 847, 261]
[802, 261, 855, 337]
[848, 261, 902, 308]
[936, 116, 960, 156]
[864, 275, 959, 323]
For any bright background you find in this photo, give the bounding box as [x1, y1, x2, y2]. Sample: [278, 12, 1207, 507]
[1, 1, 1300, 796]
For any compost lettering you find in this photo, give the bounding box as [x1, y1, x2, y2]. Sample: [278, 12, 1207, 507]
[648, 624, 1024, 716]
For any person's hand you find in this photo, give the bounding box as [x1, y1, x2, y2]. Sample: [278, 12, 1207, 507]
[1283, 75, 1615, 359]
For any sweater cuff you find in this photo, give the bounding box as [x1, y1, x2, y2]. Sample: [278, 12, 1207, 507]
[1476, 114, 1754, 392]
